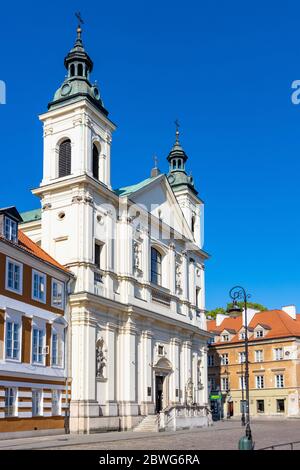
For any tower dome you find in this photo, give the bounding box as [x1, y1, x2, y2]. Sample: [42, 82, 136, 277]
[48, 25, 108, 115]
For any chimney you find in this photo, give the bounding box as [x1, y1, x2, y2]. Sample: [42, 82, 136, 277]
[242, 308, 260, 326]
[282, 305, 296, 320]
[216, 313, 229, 326]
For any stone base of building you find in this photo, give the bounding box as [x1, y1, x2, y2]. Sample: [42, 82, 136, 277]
[69, 415, 144, 433]
[0, 416, 64, 439]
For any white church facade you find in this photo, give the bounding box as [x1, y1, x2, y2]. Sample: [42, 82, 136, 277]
[20, 25, 211, 433]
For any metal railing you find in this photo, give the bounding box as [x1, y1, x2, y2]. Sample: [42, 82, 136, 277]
[259, 440, 300, 450]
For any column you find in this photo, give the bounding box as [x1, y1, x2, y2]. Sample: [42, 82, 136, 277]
[105, 323, 118, 416]
[140, 330, 154, 415]
[70, 309, 99, 433]
[181, 340, 192, 403]
[169, 243, 176, 295]
[181, 252, 188, 301]
[189, 258, 196, 305]
[118, 316, 138, 417]
[201, 345, 209, 405]
[169, 338, 181, 405]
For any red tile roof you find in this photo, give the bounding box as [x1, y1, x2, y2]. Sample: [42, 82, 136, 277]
[207, 309, 300, 344]
[17, 231, 70, 273]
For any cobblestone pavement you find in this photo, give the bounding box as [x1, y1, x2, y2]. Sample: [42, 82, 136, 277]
[1, 419, 300, 450]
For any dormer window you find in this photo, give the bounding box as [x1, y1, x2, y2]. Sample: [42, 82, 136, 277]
[4, 217, 17, 242]
[221, 334, 229, 342]
[255, 329, 264, 338]
[0, 207, 22, 243]
[240, 331, 246, 340]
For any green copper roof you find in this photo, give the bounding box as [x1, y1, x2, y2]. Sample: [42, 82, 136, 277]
[20, 208, 41, 223]
[114, 174, 162, 197]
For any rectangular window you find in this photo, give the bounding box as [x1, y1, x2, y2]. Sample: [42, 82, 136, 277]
[196, 287, 201, 308]
[52, 390, 61, 416]
[32, 270, 46, 303]
[158, 345, 164, 356]
[239, 351, 246, 363]
[220, 353, 229, 365]
[221, 377, 229, 391]
[221, 334, 229, 342]
[276, 374, 284, 388]
[255, 350, 263, 362]
[256, 375, 264, 389]
[94, 243, 103, 269]
[32, 389, 43, 416]
[255, 330, 264, 338]
[52, 332, 58, 366]
[32, 328, 44, 364]
[274, 348, 283, 361]
[277, 399, 285, 413]
[240, 331, 246, 340]
[5, 321, 20, 360]
[4, 387, 17, 417]
[208, 376, 216, 391]
[257, 400, 265, 413]
[4, 217, 17, 242]
[51, 279, 64, 309]
[5, 258, 22, 294]
[208, 355, 215, 367]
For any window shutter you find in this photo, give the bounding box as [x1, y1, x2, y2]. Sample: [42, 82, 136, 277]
[58, 140, 71, 178]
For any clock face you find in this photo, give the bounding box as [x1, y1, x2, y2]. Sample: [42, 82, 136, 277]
[168, 174, 175, 184]
[93, 87, 100, 99]
[61, 83, 72, 96]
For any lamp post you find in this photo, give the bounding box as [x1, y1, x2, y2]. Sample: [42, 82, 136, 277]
[227, 286, 254, 450]
[240, 360, 246, 426]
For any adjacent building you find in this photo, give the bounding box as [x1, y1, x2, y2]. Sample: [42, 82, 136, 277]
[19, 25, 211, 433]
[207, 307, 300, 419]
[0, 207, 72, 436]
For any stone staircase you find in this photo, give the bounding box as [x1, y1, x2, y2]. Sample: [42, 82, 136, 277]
[133, 414, 159, 432]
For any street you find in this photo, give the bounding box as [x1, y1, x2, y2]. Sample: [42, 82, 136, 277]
[0, 419, 300, 450]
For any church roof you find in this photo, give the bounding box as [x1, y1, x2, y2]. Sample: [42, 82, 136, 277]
[114, 174, 163, 197]
[20, 208, 41, 223]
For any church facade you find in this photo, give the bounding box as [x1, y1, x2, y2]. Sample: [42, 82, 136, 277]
[20, 25, 211, 433]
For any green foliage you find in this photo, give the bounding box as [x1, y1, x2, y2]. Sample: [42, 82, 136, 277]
[206, 302, 267, 319]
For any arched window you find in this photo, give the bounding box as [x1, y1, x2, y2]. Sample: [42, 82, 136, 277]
[151, 247, 162, 285]
[191, 215, 196, 234]
[178, 159, 182, 169]
[70, 64, 75, 77]
[58, 139, 71, 178]
[172, 160, 176, 169]
[92, 144, 99, 179]
[78, 63, 83, 76]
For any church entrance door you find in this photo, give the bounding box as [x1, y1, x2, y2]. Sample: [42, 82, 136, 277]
[155, 375, 164, 413]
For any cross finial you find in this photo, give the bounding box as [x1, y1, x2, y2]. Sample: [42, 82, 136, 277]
[154, 155, 158, 169]
[75, 12, 84, 41]
[174, 118, 180, 142]
[75, 12, 84, 26]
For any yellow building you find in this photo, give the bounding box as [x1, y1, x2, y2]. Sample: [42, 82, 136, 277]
[207, 307, 300, 418]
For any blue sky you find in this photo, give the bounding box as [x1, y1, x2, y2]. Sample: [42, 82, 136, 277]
[0, 1, 300, 310]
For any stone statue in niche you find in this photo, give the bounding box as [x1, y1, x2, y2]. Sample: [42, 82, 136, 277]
[186, 378, 194, 405]
[133, 240, 143, 277]
[96, 338, 106, 379]
[175, 262, 182, 294]
[197, 360, 203, 389]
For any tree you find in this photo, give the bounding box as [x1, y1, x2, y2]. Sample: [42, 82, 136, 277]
[206, 302, 267, 319]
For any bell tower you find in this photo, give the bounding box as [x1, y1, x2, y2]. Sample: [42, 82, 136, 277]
[167, 124, 204, 248]
[33, 23, 116, 273]
[39, 23, 115, 190]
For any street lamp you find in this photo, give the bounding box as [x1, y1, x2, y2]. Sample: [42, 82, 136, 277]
[227, 286, 254, 450]
[240, 360, 246, 426]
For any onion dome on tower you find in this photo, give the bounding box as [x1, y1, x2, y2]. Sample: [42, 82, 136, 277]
[167, 125, 197, 195]
[48, 23, 108, 115]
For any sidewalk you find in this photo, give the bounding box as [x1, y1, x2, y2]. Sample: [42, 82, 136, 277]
[0, 421, 241, 450]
